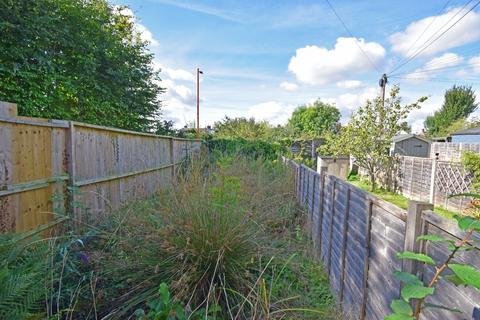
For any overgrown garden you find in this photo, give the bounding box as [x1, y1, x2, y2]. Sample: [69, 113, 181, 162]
[0, 152, 338, 319]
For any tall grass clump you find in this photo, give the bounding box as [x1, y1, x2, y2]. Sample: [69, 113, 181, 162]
[101, 153, 335, 319]
[0, 152, 337, 319]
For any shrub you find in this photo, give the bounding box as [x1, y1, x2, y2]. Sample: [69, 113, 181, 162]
[206, 138, 283, 161]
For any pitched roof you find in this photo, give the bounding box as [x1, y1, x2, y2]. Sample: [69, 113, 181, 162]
[393, 134, 431, 144]
[451, 127, 480, 136]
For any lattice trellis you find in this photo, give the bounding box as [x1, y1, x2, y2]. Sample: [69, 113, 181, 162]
[436, 161, 472, 194]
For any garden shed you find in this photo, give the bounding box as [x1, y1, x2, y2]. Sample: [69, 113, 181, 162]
[451, 126, 480, 143]
[392, 134, 431, 157]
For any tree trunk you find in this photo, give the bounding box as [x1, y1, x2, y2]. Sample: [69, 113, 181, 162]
[369, 172, 375, 192]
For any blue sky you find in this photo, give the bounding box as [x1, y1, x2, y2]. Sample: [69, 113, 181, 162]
[113, 0, 480, 131]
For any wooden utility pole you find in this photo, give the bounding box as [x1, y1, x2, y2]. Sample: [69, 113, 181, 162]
[196, 68, 203, 141]
[379, 73, 388, 107]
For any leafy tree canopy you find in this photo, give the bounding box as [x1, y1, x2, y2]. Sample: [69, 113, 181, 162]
[288, 100, 341, 138]
[424, 85, 478, 137]
[326, 86, 426, 190]
[213, 117, 275, 140]
[0, 0, 163, 132]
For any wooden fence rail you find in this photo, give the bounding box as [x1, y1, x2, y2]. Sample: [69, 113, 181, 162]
[0, 102, 201, 232]
[283, 157, 480, 320]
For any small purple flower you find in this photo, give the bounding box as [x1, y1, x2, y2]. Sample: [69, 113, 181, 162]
[79, 251, 89, 264]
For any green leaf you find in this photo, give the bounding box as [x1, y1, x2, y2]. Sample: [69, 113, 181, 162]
[393, 271, 423, 286]
[423, 302, 462, 313]
[385, 314, 416, 320]
[391, 299, 413, 315]
[158, 283, 171, 305]
[449, 264, 480, 290]
[447, 244, 476, 251]
[401, 284, 435, 302]
[445, 274, 466, 286]
[397, 251, 435, 265]
[417, 235, 451, 243]
[455, 215, 480, 231]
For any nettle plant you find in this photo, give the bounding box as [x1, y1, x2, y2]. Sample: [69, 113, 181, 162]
[387, 202, 480, 320]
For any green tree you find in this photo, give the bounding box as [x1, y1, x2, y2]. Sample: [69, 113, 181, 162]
[328, 86, 426, 191]
[425, 85, 478, 137]
[214, 117, 273, 140]
[288, 101, 340, 138]
[0, 0, 163, 132]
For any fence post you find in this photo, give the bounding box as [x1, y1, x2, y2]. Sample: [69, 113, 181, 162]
[169, 138, 176, 180]
[429, 157, 437, 205]
[310, 174, 317, 222]
[339, 187, 351, 304]
[327, 179, 336, 275]
[360, 200, 373, 320]
[403, 201, 433, 277]
[315, 168, 326, 257]
[0, 102, 17, 117]
[65, 121, 77, 221]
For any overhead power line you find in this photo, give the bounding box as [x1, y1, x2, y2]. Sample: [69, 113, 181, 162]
[402, 0, 452, 58]
[390, 75, 480, 85]
[324, 0, 382, 73]
[392, 62, 480, 77]
[388, 0, 480, 75]
[390, 45, 480, 77]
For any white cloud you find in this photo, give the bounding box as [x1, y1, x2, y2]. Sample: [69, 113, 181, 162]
[406, 95, 443, 133]
[469, 56, 480, 74]
[400, 53, 464, 83]
[115, 6, 159, 47]
[247, 101, 295, 125]
[165, 68, 195, 81]
[336, 80, 364, 89]
[161, 79, 196, 105]
[389, 7, 480, 57]
[279, 81, 299, 91]
[288, 37, 385, 85]
[319, 87, 378, 122]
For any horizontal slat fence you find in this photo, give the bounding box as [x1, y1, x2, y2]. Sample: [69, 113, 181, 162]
[0, 102, 201, 232]
[431, 142, 480, 162]
[283, 158, 480, 320]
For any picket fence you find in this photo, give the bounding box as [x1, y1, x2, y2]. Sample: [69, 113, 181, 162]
[284, 158, 480, 320]
[0, 101, 201, 232]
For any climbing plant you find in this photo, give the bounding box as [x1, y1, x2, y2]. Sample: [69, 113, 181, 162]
[387, 203, 480, 320]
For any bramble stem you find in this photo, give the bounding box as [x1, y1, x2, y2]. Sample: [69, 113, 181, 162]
[413, 229, 474, 319]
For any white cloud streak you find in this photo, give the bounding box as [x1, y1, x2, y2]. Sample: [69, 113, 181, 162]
[288, 37, 385, 85]
[389, 6, 480, 57]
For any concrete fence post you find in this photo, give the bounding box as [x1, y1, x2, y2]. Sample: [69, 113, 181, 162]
[403, 201, 433, 277]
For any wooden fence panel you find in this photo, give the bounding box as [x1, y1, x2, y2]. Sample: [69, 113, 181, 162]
[329, 181, 347, 296]
[0, 118, 68, 232]
[320, 175, 334, 266]
[288, 159, 478, 320]
[342, 188, 369, 316]
[0, 104, 200, 232]
[420, 212, 480, 320]
[365, 202, 406, 319]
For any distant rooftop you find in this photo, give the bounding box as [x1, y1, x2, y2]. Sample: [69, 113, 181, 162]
[393, 134, 431, 143]
[451, 127, 480, 136]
